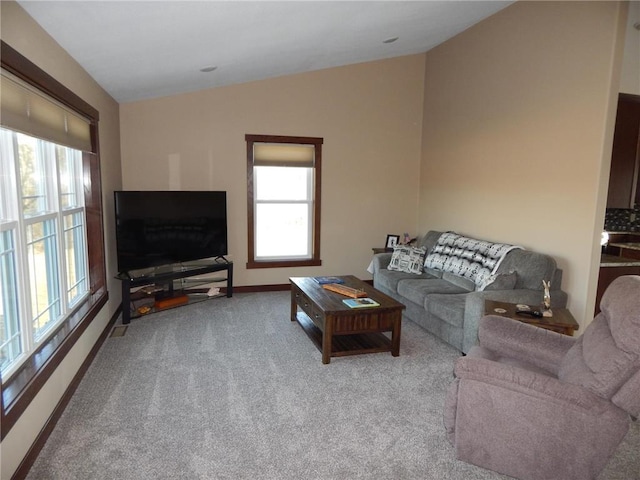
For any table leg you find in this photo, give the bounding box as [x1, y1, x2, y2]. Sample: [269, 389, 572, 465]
[322, 315, 333, 364]
[290, 291, 297, 322]
[122, 278, 131, 325]
[391, 314, 401, 357]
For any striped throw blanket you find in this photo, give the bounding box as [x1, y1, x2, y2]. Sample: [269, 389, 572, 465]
[424, 232, 522, 288]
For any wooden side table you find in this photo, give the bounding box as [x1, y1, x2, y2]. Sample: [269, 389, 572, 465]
[372, 247, 393, 254]
[484, 300, 579, 336]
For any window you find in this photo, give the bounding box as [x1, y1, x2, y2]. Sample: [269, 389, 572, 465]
[0, 128, 89, 376]
[1, 40, 106, 439]
[246, 134, 323, 268]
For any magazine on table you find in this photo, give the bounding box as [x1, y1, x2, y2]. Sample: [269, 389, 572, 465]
[342, 298, 380, 308]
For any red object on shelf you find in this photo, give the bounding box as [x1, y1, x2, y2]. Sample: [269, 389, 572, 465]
[155, 295, 189, 310]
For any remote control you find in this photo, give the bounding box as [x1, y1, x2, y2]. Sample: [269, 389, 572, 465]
[517, 309, 543, 318]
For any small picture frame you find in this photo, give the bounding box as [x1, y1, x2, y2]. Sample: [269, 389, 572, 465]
[385, 234, 400, 249]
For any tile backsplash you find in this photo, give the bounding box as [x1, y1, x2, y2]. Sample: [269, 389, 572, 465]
[605, 208, 640, 232]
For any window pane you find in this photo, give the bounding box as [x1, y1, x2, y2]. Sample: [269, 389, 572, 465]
[57, 145, 82, 209]
[17, 133, 49, 217]
[27, 219, 61, 339]
[64, 212, 87, 305]
[255, 166, 311, 201]
[0, 128, 17, 222]
[0, 230, 22, 372]
[255, 203, 310, 257]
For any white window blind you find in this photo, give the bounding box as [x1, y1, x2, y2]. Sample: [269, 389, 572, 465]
[1, 70, 92, 152]
[253, 143, 315, 167]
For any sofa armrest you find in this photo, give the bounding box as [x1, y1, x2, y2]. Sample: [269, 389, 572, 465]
[454, 356, 610, 414]
[370, 252, 392, 273]
[477, 315, 575, 375]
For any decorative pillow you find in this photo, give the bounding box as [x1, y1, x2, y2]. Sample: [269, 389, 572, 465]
[442, 272, 476, 292]
[477, 271, 517, 292]
[387, 246, 427, 275]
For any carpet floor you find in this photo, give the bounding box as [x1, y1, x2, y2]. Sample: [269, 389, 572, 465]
[26, 292, 639, 479]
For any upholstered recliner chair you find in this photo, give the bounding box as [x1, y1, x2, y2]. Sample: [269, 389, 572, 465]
[444, 275, 640, 480]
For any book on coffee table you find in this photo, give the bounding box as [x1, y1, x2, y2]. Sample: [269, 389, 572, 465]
[342, 298, 380, 308]
[313, 276, 345, 285]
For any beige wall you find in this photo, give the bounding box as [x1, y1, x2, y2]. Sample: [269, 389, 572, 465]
[620, 0, 640, 95]
[0, 2, 122, 478]
[419, 1, 627, 329]
[120, 55, 426, 286]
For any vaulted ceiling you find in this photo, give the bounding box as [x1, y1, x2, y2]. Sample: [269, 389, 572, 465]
[17, 1, 512, 103]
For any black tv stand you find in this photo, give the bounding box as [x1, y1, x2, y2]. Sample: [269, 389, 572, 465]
[117, 260, 233, 324]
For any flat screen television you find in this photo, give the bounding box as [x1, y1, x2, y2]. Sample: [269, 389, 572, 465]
[114, 190, 228, 274]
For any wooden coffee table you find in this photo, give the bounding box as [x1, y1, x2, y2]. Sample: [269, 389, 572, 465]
[290, 276, 406, 364]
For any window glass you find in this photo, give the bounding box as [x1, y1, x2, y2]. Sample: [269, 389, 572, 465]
[0, 130, 15, 222]
[255, 166, 310, 201]
[0, 229, 22, 371]
[17, 133, 49, 217]
[256, 203, 311, 258]
[27, 219, 61, 339]
[57, 145, 82, 209]
[63, 211, 88, 305]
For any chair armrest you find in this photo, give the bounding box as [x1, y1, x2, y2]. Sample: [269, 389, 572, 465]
[477, 315, 575, 375]
[454, 356, 611, 414]
[370, 253, 392, 273]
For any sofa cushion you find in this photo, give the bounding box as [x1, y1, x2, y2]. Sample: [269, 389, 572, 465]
[425, 267, 443, 278]
[375, 268, 434, 294]
[397, 278, 469, 308]
[496, 249, 556, 291]
[427, 293, 467, 328]
[442, 272, 475, 292]
[388, 245, 426, 274]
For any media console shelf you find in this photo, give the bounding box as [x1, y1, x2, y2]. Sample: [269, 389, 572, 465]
[117, 259, 233, 324]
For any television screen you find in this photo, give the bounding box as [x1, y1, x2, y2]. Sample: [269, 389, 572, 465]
[114, 191, 228, 273]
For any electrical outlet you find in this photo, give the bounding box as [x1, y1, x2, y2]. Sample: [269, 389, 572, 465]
[631, 213, 637, 223]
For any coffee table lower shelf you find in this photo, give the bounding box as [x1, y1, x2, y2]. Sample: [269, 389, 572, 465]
[295, 311, 393, 359]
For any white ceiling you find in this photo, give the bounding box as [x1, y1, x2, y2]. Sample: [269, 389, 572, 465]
[17, 1, 512, 103]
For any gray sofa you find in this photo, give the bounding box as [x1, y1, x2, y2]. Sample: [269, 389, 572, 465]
[371, 230, 568, 353]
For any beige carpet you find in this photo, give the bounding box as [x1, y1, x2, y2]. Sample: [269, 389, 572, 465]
[26, 291, 639, 479]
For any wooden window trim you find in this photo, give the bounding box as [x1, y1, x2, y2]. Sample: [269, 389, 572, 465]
[245, 134, 323, 269]
[0, 40, 107, 440]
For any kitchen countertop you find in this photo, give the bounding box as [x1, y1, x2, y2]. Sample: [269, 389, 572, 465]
[609, 242, 640, 251]
[601, 254, 640, 267]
